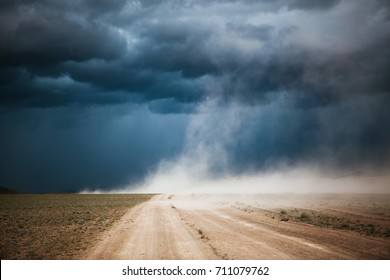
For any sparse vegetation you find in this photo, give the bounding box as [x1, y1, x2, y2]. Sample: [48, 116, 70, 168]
[299, 212, 312, 223]
[235, 194, 390, 239]
[299, 212, 309, 219]
[254, 207, 390, 238]
[279, 209, 289, 222]
[0, 194, 153, 259]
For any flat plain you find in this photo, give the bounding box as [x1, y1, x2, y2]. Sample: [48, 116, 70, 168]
[0, 194, 153, 259]
[1, 193, 390, 259]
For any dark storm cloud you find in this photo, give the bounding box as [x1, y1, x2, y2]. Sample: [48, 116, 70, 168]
[0, 4, 126, 67]
[132, 22, 218, 79]
[62, 60, 203, 103]
[0, 0, 128, 17]
[2, 0, 389, 108]
[0, 0, 390, 192]
[272, 0, 341, 10]
[0, 105, 188, 193]
[138, 0, 341, 10]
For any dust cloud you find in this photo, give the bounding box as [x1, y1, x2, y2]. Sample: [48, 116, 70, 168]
[114, 98, 389, 195]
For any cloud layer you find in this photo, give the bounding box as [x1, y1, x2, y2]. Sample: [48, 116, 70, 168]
[1, 0, 389, 192]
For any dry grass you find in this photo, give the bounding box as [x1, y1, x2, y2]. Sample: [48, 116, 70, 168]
[269, 208, 390, 238]
[234, 193, 390, 239]
[0, 194, 153, 259]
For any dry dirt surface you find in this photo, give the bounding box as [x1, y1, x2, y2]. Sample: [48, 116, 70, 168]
[0, 194, 153, 259]
[86, 194, 390, 260]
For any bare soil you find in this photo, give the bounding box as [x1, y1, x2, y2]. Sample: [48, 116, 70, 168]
[86, 194, 390, 260]
[0, 194, 153, 259]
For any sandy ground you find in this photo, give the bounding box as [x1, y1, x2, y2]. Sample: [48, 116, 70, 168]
[86, 194, 390, 260]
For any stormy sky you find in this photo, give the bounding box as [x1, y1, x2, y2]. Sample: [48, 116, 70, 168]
[1, 0, 389, 193]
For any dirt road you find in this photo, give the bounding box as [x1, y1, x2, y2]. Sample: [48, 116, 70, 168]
[86, 195, 390, 260]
